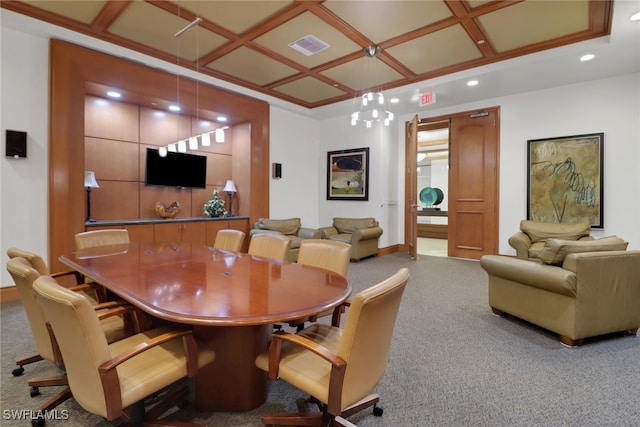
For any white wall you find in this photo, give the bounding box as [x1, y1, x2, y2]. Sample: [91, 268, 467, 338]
[397, 72, 640, 254]
[1, 26, 50, 286]
[268, 106, 320, 227]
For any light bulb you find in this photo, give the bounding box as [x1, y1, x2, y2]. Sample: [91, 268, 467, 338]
[177, 140, 187, 152]
[201, 132, 211, 146]
[159, 147, 168, 157]
[372, 109, 379, 119]
[366, 121, 372, 128]
[167, 143, 177, 152]
[189, 136, 198, 150]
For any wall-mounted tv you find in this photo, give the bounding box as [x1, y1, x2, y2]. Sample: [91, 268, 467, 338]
[145, 147, 207, 189]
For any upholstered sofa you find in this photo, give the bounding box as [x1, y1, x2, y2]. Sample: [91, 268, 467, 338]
[319, 217, 383, 261]
[508, 220, 593, 262]
[249, 218, 321, 262]
[480, 236, 639, 346]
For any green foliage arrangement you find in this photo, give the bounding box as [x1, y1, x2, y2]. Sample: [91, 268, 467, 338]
[203, 189, 227, 217]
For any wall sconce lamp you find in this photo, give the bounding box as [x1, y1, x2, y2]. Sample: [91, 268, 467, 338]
[223, 179, 237, 216]
[84, 171, 99, 222]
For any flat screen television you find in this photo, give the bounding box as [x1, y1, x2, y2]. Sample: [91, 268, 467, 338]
[145, 147, 207, 189]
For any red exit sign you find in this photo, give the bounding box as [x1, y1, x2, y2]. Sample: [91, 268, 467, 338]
[419, 91, 436, 106]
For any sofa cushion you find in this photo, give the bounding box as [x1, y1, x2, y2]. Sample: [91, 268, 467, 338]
[538, 236, 629, 266]
[256, 218, 300, 235]
[520, 220, 591, 243]
[333, 217, 377, 234]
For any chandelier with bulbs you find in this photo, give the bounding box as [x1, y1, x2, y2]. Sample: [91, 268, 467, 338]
[350, 45, 395, 128]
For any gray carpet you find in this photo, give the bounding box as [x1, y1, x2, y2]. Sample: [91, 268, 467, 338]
[1, 253, 639, 426]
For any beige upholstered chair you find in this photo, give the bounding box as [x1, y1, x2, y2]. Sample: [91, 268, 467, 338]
[7, 246, 103, 304]
[6, 258, 136, 418]
[481, 241, 640, 346]
[287, 239, 352, 330]
[508, 220, 593, 262]
[255, 268, 410, 426]
[74, 229, 130, 249]
[32, 275, 216, 426]
[319, 217, 383, 261]
[213, 229, 246, 252]
[248, 233, 291, 261]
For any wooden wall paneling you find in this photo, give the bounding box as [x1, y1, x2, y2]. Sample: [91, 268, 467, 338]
[49, 40, 269, 271]
[140, 107, 192, 145]
[140, 184, 193, 219]
[232, 123, 252, 218]
[154, 222, 183, 243]
[85, 138, 140, 181]
[93, 181, 140, 220]
[207, 152, 232, 186]
[85, 96, 140, 142]
[205, 220, 229, 246]
[192, 187, 212, 219]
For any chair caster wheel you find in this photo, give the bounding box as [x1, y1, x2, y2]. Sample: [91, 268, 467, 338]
[373, 403, 383, 416]
[12, 366, 25, 376]
[30, 386, 41, 397]
[31, 416, 45, 427]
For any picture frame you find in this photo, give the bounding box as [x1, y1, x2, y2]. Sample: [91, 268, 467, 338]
[527, 133, 604, 228]
[327, 147, 369, 201]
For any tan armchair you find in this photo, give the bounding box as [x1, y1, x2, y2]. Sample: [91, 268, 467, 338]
[248, 233, 291, 261]
[508, 220, 593, 261]
[480, 238, 639, 346]
[255, 268, 409, 426]
[249, 218, 321, 262]
[75, 229, 130, 249]
[319, 217, 383, 261]
[6, 257, 138, 418]
[33, 275, 215, 426]
[213, 229, 246, 252]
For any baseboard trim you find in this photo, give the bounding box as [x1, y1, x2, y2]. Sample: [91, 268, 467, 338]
[1, 286, 19, 303]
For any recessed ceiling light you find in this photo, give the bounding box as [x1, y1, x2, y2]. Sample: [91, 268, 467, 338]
[106, 91, 121, 98]
[631, 12, 640, 21]
[217, 116, 227, 122]
[467, 80, 479, 87]
[580, 54, 595, 62]
[390, 97, 400, 103]
[168, 105, 181, 112]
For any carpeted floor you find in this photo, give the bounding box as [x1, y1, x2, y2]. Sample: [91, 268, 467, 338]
[1, 253, 639, 426]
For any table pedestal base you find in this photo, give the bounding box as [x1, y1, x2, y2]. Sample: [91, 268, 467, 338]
[193, 324, 271, 412]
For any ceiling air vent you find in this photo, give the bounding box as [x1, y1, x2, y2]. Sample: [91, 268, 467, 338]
[288, 34, 330, 56]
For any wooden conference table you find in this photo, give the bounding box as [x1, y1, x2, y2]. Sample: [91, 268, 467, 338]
[60, 241, 351, 412]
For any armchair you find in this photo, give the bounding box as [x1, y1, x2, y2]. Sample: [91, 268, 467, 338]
[481, 238, 639, 346]
[33, 275, 216, 426]
[255, 268, 409, 426]
[319, 217, 383, 261]
[249, 218, 321, 262]
[508, 220, 592, 261]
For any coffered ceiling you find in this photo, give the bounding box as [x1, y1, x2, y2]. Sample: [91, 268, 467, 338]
[2, 0, 614, 109]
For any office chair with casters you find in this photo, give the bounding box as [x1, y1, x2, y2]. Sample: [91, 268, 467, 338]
[213, 229, 246, 252]
[6, 258, 139, 425]
[32, 275, 216, 427]
[74, 229, 130, 249]
[288, 239, 352, 331]
[255, 267, 410, 426]
[248, 233, 291, 261]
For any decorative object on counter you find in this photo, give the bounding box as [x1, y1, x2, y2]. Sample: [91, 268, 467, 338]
[203, 189, 227, 217]
[84, 171, 100, 222]
[155, 201, 181, 219]
[419, 187, 444, 210]
[223, 179, 237, 216]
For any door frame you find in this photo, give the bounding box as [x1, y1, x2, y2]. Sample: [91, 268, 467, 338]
[404, 106, 500, 259]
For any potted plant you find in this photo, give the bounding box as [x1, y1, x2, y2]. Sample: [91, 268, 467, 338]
[203, 189, 227, 217]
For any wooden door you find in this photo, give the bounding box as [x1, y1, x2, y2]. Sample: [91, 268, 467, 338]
[405, 116, 419, 259]
[448, 109, 499, 259]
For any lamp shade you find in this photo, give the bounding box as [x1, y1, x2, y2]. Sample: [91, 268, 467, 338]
[223, 180, 237, 193]
[84, 171, 99, 189]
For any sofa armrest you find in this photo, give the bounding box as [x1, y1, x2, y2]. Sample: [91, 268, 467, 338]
[319, 226, 338, 239]
[351, 227, 383, 243]
[480, 255, 577, 297]
[297, 227, 321, 239]
[508, 231, 532, 259]
[249, 229, 284, 237]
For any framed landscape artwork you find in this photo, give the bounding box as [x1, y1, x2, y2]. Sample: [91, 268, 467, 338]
[527, 133, 604, 228]
[327, 147, 369, 201]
